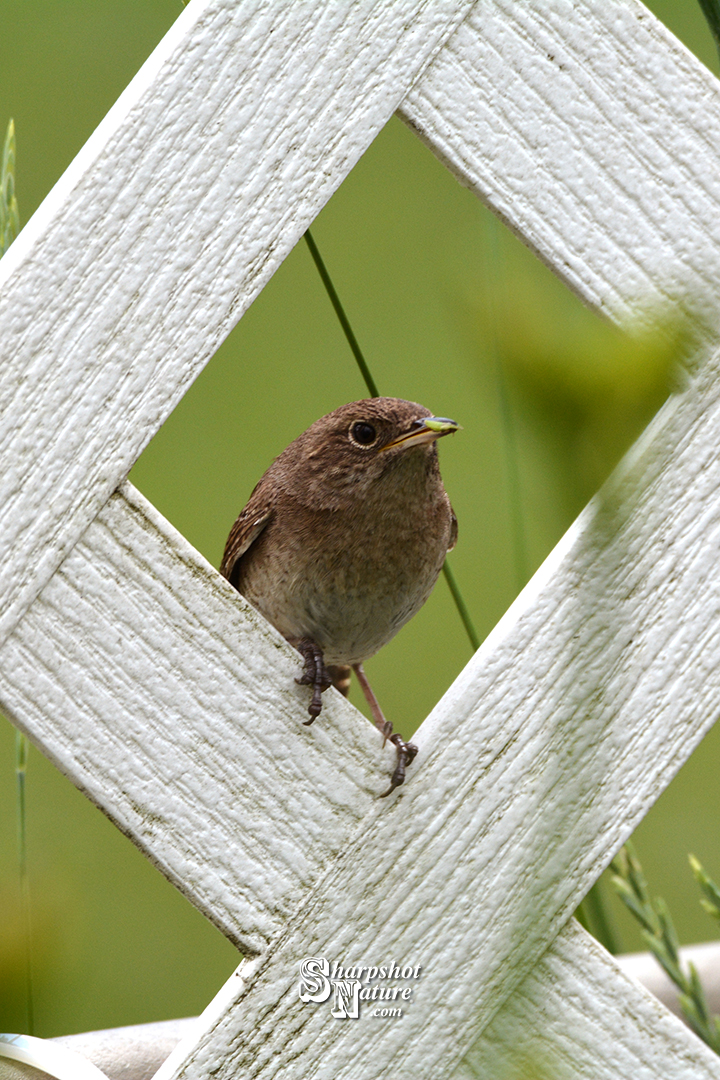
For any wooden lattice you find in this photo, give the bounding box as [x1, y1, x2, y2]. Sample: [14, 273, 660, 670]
[2, 2, 720, 1077]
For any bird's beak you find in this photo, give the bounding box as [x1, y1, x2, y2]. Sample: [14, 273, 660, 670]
[382, 416, 460, 451]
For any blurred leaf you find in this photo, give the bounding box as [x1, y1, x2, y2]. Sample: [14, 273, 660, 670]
[0, 887, 56, 1035]
[489, 297, 687, 508]
[612, 844, 720, 1055]
[690, 854, 720, 922]
[698, 0, 720, 64]
[0, 119, 19, 256]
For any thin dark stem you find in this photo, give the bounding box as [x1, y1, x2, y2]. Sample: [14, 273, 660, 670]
[304, 230, 380, 398]
[442, 563, 480, 652]
[15, 729, 35, 1035]
[304, 227, 479, 653]
[698, 0, 720, 67]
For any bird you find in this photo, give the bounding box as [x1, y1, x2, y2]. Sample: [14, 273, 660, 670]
[220, 397, 459, 796]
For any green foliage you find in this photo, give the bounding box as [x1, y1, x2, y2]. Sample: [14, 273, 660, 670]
[2, 123, 32, 1035]
[576, 882, 622, 956]
[612, 844, 720, 1054]
[690, 854, 720, 924]
[698, 0, 720, 64]
[0, 119, 18, 257]
[479, 276, 690, 513]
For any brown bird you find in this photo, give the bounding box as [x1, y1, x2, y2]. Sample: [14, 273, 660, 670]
[221, 397, 458, 795]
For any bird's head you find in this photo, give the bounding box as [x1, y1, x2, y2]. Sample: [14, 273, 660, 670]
[275, 398, 459, 510]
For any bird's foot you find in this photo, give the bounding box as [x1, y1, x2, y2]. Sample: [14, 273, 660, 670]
[295, 639, 333, 724]
[349, 662, 416, 791]
[379, 734, 418, 798]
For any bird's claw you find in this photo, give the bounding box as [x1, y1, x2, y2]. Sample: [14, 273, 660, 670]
[296, 648, 417, 794]
[379, 734, 418, 798]
[295, 639, 332, 724]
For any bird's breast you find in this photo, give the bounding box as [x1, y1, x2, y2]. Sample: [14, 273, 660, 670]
[238, 480, 453, 666]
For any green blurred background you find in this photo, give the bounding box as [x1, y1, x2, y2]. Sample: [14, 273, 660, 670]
[1, 0, 720, 1038]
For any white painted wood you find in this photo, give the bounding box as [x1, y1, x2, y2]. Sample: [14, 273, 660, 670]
[5, 334, 720, 1077]
[457, 921, 720, 1080]
[138, 346, 720, 1079]
[0, 1034, 109, 1080]
[401, 0, 720, 340]
[51, 939, 720, 1079]
[3, 1, 720, 1078]
[0, 482, 395, 956]
[0, 0, 473, 653]
[53, 1018, 195, 1080]
[4, 479, 717, 1078]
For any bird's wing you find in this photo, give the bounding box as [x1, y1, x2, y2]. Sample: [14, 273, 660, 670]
[220, 484, 274, 585]
[448, 506, 458, 552]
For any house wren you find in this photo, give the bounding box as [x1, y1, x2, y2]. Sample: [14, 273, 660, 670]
[221, 397, 458, 795]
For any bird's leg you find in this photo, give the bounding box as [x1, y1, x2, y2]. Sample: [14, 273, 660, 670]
[352, 663, 393, 744]
[379, 735, 419, 799]
[352, 663, 418, 796]
[295, 639, 333, 724]
[327, 664, 351, 697]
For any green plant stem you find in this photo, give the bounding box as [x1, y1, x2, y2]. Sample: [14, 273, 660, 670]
[304, 227, 479, 653]
[5, 122, 31, 1032]
[698, 0, 720, 66]
[1, 118, 19, 257]
[442, 562, 480, 652]
[15, 730, 34, 1036]
[304, 230, 379, 398]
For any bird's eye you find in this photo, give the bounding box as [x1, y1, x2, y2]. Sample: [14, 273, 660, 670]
[350, 421, 377, 446]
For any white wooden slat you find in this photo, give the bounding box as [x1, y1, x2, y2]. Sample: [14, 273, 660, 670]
[2, 1, 719, 1077]
[1, 477, 714, 1079]
[456, 920, 720, 1080]
[51, 933, 720, 1078]
[160, 926, 720, 1080]
[69, 928, 720, 1080]
[0, 0, 473, 653]
[8, 338, 715, 1076]
[400, 0, 720, 338]
[139, 337, 720, 1080]
[0, 482, 395, 956]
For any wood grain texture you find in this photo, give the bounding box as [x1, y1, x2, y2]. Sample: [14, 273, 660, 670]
[3, 1, 720, 1076]
[401, 0, 720, 338]
[20, 343, 713, 1080]
[141, 333, 720, 1076]
[53, 936, 720, 1079]
[456, 920, 720, 1080]
[0, 482, 393, 956]
[4, 477, 716, 1078]
[0, 0, 473, 652]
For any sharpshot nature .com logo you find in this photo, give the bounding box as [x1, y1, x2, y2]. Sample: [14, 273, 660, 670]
[298, 956, 422, 1020]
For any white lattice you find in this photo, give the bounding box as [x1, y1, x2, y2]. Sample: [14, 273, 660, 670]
[2, 2, 720, 1077]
